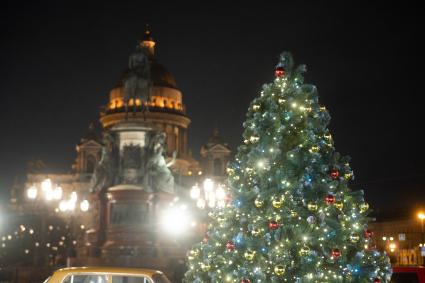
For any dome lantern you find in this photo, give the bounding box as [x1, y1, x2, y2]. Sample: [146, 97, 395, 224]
[140, 24, 155, 57]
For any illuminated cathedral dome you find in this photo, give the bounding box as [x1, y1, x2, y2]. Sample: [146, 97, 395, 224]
[116, 58, 178, 90]
[99, 27, 198, 175]
[101, 27, 187, 127]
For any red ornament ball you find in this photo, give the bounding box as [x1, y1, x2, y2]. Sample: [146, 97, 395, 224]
[241, 279, 251, 283]
[269, 220, 279, 230]
[330, 169, 340, 179]
[364, 229, 374, 239]
[373, 278, 381, 283]
[226, 241, 235, 251]
[274, 66, 285, 78]
[325, 194, 336, 205]
[331, 248, 341, 258]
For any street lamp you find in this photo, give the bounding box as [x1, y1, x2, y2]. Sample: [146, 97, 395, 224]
[26, 179, 90, 267]
[27, 186, 38, 199]
[27, 180, 89, 213]
[190, 178, 228, 209]
[160, 203, 193, 236]
[80, 200, 90, 212]
[418, 212, 425, 244]
[26, 179, 63, 202]
[418, 212, 425, 264]
[418, 212, 425, 237]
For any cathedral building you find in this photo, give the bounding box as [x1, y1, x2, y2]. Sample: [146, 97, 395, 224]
[3, 28, 231, 279]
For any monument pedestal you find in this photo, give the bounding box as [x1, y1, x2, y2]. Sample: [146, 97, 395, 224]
[81, 122, 188, 278]
[98, 186, 184, 266]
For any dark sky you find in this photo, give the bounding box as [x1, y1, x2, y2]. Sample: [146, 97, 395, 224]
[1, 1, 424, 216]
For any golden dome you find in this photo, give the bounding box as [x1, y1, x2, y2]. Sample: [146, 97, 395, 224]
[102, 31, 187, 125]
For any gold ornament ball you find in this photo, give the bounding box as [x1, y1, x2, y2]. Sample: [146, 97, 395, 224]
[274, 265, 286, 276]
[310, 146, 320, 153]
[334, 201, 344, 210]
[290, 211, 298, 218]
[299, 245, 311, 256]
[254, 198, 264, 208]
[344, 172, 353, 180]
[244, 250, 256, 261]
[307, 202, 318, 211]
[359, 202, 369, 213]
[272, 196, 284, 208]
[349, 233, 360, 243]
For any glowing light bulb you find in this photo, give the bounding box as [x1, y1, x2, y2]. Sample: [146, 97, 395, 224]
[80, 200, 89, 212]
[190, 185, 201, 199]
[59, 200, 68, 212]
[41, 179, 52, 192]
[53, 186, 63, 200]
[196, 198, 206, 209]
[203, 179, 214, 192]
[27, 186, 38, 199]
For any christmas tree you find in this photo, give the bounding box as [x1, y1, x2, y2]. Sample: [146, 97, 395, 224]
[184, 52, 392, 283]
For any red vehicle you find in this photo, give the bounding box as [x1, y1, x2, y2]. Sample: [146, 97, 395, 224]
[391, 266, 425, 282]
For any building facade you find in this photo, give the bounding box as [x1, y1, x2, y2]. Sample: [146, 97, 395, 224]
[369, 218, 425, 266]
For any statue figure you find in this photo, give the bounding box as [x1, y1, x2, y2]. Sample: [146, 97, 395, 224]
[144, 132, 176, 194]
[90, 132, 116, 193]
[123, 45, 152, 114]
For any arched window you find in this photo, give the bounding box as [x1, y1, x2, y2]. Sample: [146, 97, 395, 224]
[86, 155, 96, 173]
[214, 158, 223, 176]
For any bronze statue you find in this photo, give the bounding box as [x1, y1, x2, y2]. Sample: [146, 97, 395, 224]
[123, 45, 152, 114]
[143, 132, 175, 194]
[90, 132, 116, 193]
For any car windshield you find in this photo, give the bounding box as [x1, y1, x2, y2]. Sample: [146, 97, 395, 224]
[152, 273, 171, 283]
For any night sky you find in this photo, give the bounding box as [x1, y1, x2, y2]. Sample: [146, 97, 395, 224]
[1, 1, 424, 217]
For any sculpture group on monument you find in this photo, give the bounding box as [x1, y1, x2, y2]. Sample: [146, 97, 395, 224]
[91, 44, 175, 196]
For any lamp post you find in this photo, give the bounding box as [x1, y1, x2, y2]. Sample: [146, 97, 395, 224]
[26, 178, 90, 267]
[381, 236, 398, 264]
[188, 178, 230, 239]
[190, 178, 228, 210]
[58, 196, 90, 267]
[418, 212, 425, 265]
[26, 178, 61, 266]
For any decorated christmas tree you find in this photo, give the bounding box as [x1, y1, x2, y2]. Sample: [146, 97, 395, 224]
[184, 52, 392, 283]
